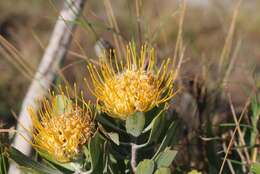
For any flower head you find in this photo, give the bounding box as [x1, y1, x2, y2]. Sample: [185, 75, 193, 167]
[87, 44, 175, 119]
[28, 93, 95, 162]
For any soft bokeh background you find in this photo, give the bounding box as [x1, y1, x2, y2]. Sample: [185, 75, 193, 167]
[1, 0, 259, 120]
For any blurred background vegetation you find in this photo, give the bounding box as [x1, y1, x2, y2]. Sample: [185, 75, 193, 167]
[0, 0, 259, 173]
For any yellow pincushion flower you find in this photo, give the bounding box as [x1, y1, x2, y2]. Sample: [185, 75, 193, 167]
[28, 94, 95, 162]
[87, 44, 175, 119]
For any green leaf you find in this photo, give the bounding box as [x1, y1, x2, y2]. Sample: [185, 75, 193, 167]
[0, 144, 7, 174]
[87, 132, 105, 173]
[137, 110, 166, 148]
[107, 132, 120, 145]
[143, 108, 165, 133]
[251, 163, 260, 174]
[19, 166, 41, 174]
[136, 159, 154, 174]
[155, 147, 177, 168]
[154, 167, 171, 174]
[96, 114, 127, 134]
[143, 104, 166, 131]
[97, 123, 120, 146]
[36, 149, 75, 172]
[126, 112, 145, 137]
[153, 121, 179, 159]
[7, 147, 62, 174]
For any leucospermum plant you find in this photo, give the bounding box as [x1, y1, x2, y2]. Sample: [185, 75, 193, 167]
[6, 44, 180, 174]
[28, 92, 95, 163]
[5, 89, 108, 174]
[87, 44, 175, 119]
[85, 44, 180, 173]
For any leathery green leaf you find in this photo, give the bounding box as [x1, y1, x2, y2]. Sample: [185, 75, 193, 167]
[88, 132, 105, 173]
[153, 121, 179, 159]
[154, 167, 171, 174]
[7, 147, 62, 174]
[126, 112, 145, 137]
[136, 159, 155, 174]
[138, 110, 165, 147]
[36, 149, 75, 172]
[107, 132, 120, 145]
[155, 147, 177, 168]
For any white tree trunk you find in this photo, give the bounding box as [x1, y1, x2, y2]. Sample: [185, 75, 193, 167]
[8, 0, 86, 173]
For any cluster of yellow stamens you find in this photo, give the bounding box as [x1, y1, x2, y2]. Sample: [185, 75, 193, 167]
[28, 93, 95, 162]
[87, 44, 175, 119]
